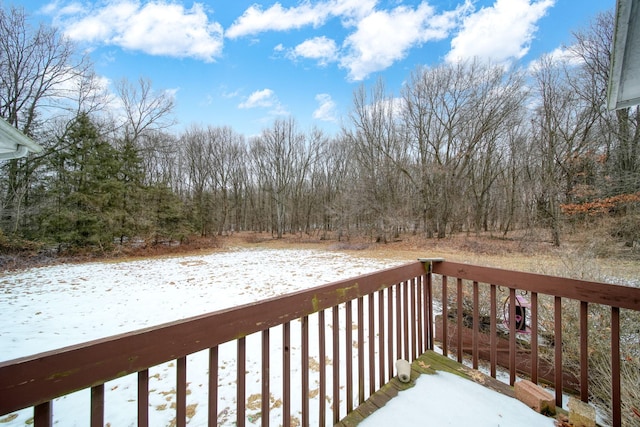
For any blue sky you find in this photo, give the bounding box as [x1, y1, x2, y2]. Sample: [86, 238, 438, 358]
[18, 0, 614, 137]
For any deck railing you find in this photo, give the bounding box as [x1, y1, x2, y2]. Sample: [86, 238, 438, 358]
[1, 259, 639, 426]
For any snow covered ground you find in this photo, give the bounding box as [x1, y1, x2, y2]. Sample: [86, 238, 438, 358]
[1, 248, 555, 426]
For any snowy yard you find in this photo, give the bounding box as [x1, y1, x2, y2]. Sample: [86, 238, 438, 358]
[1, 248, 555, 426]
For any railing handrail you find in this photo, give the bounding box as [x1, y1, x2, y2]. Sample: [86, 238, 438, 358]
[0, 261, 427, 415]
[433, 261, 640, 310]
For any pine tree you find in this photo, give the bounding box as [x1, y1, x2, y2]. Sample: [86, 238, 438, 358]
[40, 113, 124, 251]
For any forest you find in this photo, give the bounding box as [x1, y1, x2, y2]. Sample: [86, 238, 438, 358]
[1, 5, 639, 256]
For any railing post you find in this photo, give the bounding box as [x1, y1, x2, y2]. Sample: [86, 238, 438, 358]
[418, 258, 443, 352]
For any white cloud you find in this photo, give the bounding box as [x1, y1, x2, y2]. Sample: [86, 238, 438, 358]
[49, 1, 224, 62]
[292, 36, 338, 65]
[226, 0, 376, 39]
[313, 94, 337, 121]
[238, 89, 288, 116]
[226, 2, 327, 39]
[446, 0, 555, 64]
[527, 45, 584, 73]
[340, 3, 464, 81]
[238, 89, 276, 109]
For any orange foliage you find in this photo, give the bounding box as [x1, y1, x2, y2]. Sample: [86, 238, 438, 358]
[561, 192, 640, 216]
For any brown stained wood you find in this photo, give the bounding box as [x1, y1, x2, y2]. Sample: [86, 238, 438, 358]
[90, 384, 104, 427]
[472, 281, 479, 369]
[509, 288, 516, 386]
[236, 342, 245, 427]
[301, 316, 309, 427]
[0, 261, 426, 415]
[457, 278, 463, 363]
[580, 301, 589, 402]
[434, 317, 581, 394]
[377, 290, 385, 388]
[554, 297, 562, 408]
[367, 294, 375, 396]
[357, 297, 365, 405]
[208, 347, 218, 427]
[387, 286, 394, 382]
[611, 307, 621, 427]
[283, 323, 291, 427]
[260, 331, 269, 427]
[345, 301, 353, 414]
[432, 261, 640, 310]
[318, 310, 326, 427]
[34, 402, 52, 427]
[138, 369, 149, 427]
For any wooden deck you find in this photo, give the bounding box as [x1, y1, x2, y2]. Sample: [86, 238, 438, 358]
[336, 350, 561, 426]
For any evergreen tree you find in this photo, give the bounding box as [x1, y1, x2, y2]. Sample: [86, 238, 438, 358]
[40, 113, 123, 251]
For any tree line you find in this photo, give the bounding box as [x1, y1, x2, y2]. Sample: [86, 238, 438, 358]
[1, 5, 639, 253]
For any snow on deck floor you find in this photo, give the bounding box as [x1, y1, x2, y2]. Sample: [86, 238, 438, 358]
[0, 248, 554, 426]
[359, 371, 555, 426]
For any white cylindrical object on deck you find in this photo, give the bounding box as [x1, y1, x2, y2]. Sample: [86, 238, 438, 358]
[396, 359, 411, 383]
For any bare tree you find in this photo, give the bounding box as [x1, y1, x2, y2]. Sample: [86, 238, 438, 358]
[115, 77, 176, 144]
[569, 11, 640, 197]
[0, 5, 89, 132]
[531, 53, 601, 246]
[346, 79, 406, 241]
[250, 118, 310, 238]
[207, 126, 245, 235]
[0, 4, 90, 233]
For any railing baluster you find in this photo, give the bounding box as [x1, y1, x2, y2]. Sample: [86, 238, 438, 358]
[378, 289, 385, 387]
[318, 310, 326, 427]
[138, 369, 149, 427]
[387, 286, 394, 381]
[34, 402, 52, 427]
[554, 296, 563, 407]
[396, 283, 402, 361]
[403, 280, 410, 361]
[368, 293, 375, 395]
[472, 281, 479, 369]
[91, 384, 104, 427]
[457, 278, 463, 363]
[416, 276, 423, 356]
[357, 297, 365, 405]
[531, 293, 538, 385]
[611, 307, 621, 427]
[236, 339, 246, 427]
[283, 323, 291, 427]
[177, 356, 187, 427]
[332, 306, 340, 425]
[302, 316, 309, 427]
[208, 347, 218, 427]
[490, 284, 497, 378]
[442, 276, 448, 356]
[261, 330, 270, 427]
[509, 288, 516, 386]
[345, 301, 353, 414]
[411, 278, 417, 361]
[580, 301, 589, 402]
